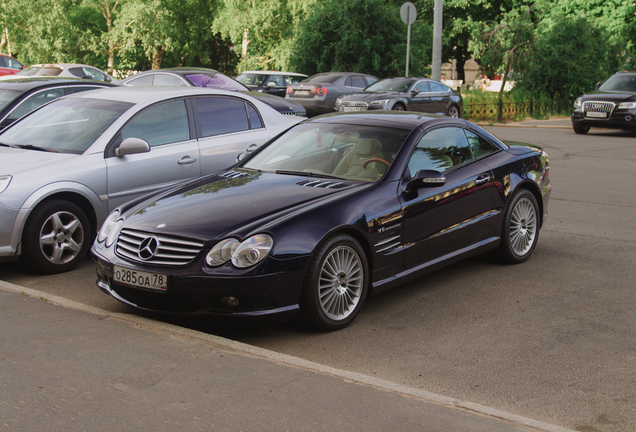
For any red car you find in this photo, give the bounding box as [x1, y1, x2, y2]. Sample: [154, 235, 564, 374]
[0, 53, 25, 76]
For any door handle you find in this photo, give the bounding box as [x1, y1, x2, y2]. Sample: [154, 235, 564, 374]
[178, 156, 197, 165]
[475, 173, 490, 185]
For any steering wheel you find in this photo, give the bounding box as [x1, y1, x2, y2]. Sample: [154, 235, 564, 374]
[362, 158, 391, 169]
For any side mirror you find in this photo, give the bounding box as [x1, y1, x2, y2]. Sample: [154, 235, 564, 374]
[406, 169, 446, 192]
[237, 143, 259, 161]
[115, 137, 150, 157]
[267, 82, 276, 88]
[411, 88, 421, 95]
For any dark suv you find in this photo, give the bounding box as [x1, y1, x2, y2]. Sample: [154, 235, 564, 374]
[571, 71, 636, 134]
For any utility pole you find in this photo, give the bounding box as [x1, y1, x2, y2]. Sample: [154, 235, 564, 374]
[431, 0, 443, 81]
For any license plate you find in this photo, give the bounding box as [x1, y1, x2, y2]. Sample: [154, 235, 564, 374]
[586, 111, 607, 118]
[294, 90, 310, 96]
[114, 266, 168, 291]
[342, 106, 365, 112]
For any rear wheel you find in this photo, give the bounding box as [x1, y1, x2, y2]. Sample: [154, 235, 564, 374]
[21, 200, 91, 274]
[498, 189, 539, 264]
[572, 122, 590, 134]
[299, 234, 368, 331]
[447, 105, 460, 118]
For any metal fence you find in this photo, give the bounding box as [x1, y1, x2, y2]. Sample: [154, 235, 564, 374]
[464, 98, 569, 121]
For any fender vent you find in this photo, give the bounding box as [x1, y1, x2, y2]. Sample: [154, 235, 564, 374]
[220, 170, 250, 179]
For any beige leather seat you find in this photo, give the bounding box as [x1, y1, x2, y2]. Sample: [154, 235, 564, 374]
[333, 138, 386, 177]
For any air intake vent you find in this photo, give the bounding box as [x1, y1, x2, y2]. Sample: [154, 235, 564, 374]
[116, 229, 204, 266]
[220, 170, 250, 179]
[296, 179, 348, 189]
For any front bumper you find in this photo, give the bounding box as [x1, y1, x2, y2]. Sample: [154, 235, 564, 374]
[91, 246, 308, 318]
[0, 202, 21, 261]
[571, 109, 636, 131]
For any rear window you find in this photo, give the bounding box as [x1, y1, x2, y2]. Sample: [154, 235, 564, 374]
[305, 74, 342, 84]
[33, 67, 64, 77]
[184, 72, 247, 91]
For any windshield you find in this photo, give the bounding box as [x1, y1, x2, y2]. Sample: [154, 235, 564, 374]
[366, 78, 416, 92]
[0, 97, 133, 154]
[243, 122, 411, 182]
[305, 74, 341, 84]
[0, 89, 20, 111]
[184, 72, 248, 91]
[599, 75, 636, 92]
[16, 66, 63, 77]
[235, 73, 266, 86]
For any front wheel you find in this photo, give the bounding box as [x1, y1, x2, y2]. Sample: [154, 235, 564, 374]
[21, 200, 91, 274]
[391, 104, 405, 111]
[299, 234, 368, 331]
[572, 122, 590, 134]
[498, 189, 539, 264]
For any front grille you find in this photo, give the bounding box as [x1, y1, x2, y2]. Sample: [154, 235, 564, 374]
[339, 101, 369, 109]
[116, 228, 204, 266]
[583, 101, 615, 119]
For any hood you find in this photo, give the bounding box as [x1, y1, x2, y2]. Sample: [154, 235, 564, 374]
[122, 170, 364, 242]
[0, 147, 76, 175]
[581, 90, 636, 103]
[343, 91, 404, 102]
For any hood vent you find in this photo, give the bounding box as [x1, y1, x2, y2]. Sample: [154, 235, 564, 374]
[296, 179, 348, 189]
[220, 170, 250, 179]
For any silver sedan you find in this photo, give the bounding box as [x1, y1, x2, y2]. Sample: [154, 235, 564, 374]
[0, 86, 302, 273]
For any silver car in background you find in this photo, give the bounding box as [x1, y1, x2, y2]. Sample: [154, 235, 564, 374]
[0, 86, 302, 273]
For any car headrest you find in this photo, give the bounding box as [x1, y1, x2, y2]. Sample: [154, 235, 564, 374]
[354, 138, 382, 155]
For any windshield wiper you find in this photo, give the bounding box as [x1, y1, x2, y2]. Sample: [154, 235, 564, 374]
[12, 144, 58, 153]
[275, 170, 337, 179]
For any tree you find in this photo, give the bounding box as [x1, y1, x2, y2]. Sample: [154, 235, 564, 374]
[290, 0, 432, 78]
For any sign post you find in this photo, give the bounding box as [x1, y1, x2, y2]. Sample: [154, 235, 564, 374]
[400, 2, 417, 77]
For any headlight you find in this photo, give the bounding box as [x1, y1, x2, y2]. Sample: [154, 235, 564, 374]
[573, 98, 582, 109]
[206, 238, 239, 266]
[97, 210, 121, 246]
[0, 175, 11, 194]
[370, 99, 390, 105]
[618, 102, 636, 109]
[206, 234, 273, 268]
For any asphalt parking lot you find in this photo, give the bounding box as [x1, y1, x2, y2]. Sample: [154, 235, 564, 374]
[2, 122, 635, 432]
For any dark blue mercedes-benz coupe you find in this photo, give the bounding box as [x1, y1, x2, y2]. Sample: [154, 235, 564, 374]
[91, 112, 551, 331]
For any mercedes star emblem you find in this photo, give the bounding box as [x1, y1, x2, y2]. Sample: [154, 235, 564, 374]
[138, 236, 159, 260]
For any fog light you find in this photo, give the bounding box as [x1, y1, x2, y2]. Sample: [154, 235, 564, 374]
[625, 115, 633, 122]
[221, 296, 240, 307]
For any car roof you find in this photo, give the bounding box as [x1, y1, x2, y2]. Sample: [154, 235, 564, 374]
[0, 76, 115, 91]
[306, 112, 451, 130]
[239, 71, 307, 77]
[66, 85, 258, 105]
[27, 63, 97, 68]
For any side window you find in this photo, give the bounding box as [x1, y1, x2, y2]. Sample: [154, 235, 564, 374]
[121, 99, 190, 147]
[9, 88, 66, 119]
[267, 75, 284, 86]
[68, 67, 85, 78]
[465, 130, 497, 158]
[82, 68, 108, 81]
[154, 74, 188, 86]
[413, 81, 430, 93]
[0, 57, 6, 67]
[125, 75, 154, 86]
[407, 127, 471, 176]
[7, 58, 23, 69]
[351, 76, 366, 88]
[246, 103, 263, 129]
[429, 81, 449, 92]
[345, 77, 352, 87]
[194, 96, 250, 137]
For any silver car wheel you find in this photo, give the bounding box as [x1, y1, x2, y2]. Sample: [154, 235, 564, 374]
[509, 197, 537, 256]
[318, 245, 363, 321]
[39, 211, 85, 265]
[448, 105, 460, 118]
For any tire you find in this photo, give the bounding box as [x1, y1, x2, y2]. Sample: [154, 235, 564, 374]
[572, 122, 590, 134]
[447, 105, 460, 118]
[299, 234, 369, 331]
[498, 189, 540, 264]
[21, 200, 91, 274]
[391, 104, 405, 111]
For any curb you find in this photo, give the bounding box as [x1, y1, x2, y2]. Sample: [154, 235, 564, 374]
[0, 279, 577, 432]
